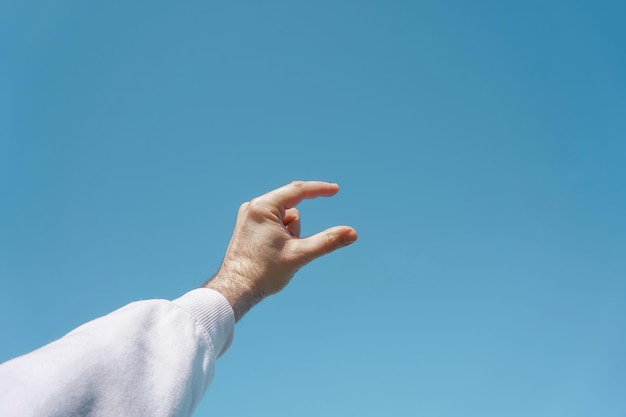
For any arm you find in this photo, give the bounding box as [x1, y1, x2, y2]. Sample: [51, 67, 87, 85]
[0, 289, 235, 417]
[0, 181, 356, 417]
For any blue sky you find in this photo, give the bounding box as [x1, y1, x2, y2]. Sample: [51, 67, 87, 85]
[1, 1, 625, 416]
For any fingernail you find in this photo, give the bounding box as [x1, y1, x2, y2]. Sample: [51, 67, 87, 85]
[342, 230, 357, 245]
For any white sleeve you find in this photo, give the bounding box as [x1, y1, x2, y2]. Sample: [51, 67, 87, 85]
[0, 288, 235, 417]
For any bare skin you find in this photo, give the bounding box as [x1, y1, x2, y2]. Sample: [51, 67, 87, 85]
[204, 181, 357, 321]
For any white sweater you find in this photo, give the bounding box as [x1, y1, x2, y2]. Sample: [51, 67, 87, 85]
[0, 288, 235, 417]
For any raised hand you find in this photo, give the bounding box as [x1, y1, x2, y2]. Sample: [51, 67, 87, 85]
[205, 181, 357, 321]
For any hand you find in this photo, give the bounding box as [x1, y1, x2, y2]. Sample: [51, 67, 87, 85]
[205, 181, 357, 321]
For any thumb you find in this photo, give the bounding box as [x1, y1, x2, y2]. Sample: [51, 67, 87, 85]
[288, 226, 357, 266]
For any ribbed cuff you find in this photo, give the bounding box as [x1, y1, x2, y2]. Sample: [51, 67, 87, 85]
[173, 288, 235, 358]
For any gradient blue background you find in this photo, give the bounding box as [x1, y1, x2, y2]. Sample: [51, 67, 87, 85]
[1, 1, 625, 416]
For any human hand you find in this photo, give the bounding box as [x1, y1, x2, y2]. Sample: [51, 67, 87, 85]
[205, 181, 357, 321]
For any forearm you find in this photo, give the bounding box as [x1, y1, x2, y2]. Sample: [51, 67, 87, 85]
[0, 289, 234, 417]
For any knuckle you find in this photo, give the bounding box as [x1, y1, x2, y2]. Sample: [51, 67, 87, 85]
[323, 233, 338, 254]
[290, 180, 304, 188]
[238, 201, 250, 216]
[247, 198, 263, 211]
[247, 198, 271, 218]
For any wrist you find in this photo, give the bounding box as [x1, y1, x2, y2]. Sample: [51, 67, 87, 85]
[203, 270, 265, 322]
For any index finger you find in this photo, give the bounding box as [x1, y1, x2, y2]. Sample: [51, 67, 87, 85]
[262, 181, 340, 209]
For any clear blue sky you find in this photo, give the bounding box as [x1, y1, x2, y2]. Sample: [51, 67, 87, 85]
[1, 1, 625, 416]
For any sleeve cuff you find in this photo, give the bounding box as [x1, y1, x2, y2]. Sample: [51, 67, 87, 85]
[173, 288, 235, 358]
